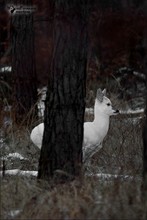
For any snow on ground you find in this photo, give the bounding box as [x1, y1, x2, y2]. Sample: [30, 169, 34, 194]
[120, 108, 144, 114]
[0, 81, 144, 184]
[0, 169, 140, 182]
[37, 87, 47, 118]
[87, 173, 140, 181]
[85, 107, 94, 114]
[85, 107, 144, 116]
[0, 66, 12, 72]
[7, 209, 22, 219]
[1, 153, 28, 161]
[0, 169, 38, 177]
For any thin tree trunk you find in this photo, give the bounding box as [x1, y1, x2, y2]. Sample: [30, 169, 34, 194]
[38, 0, 89, 182]
[142, 6, 147, 183]
[142, 62, 147, 220]
[142, 40, 147, 217]
[143, 112, 147, 183]
[141, 5, 147, 213]
[12, 0, 38, 124]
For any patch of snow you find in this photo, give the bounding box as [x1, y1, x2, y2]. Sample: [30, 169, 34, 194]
[4, 105, 12, 111]
[0, 169, 38, 177]
[0, 169, 140, 182]
[1, 153, 27, 160]
[85, 107, 94, 114]
[37, 86, 47, 100]
[120, 108, 144, 114]
[37, 86, 47, 118]
[38, 101, 45, 118]
[118, 66, 129, 72]
[133, 71, 146, 80]
[85, 107, 144, 116]
[87, 173, 140, 181]
[0, 66, 12, 72]
[8, 209, 21, 218]
[0, 137, 5, 144]
[124, 116, 142, 124]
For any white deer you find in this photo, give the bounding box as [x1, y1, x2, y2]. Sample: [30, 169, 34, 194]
[83, 88, 119, 162]
[30, 88, 119, 162]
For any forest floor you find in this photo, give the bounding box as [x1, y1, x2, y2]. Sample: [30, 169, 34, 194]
[0, 99, 146, 219]
[0, 72, 147, 219]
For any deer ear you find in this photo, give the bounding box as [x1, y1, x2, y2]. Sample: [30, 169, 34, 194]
[97, 88, 104, 102]
[102, 88, 106, 96]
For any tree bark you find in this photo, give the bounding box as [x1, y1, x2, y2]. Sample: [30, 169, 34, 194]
[38, 0, 88, 182]
[142, 40, 147, 216]
[143, 114, 147, 184]
[12, 0, 38, 124]
[142, 49, 147, 220]
[141, 2, 147, 212]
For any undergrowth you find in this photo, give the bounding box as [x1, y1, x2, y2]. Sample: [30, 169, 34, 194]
[1, 175, 146, 219]
[0, 91, 146, 219]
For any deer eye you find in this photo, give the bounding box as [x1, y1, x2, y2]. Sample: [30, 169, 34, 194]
[107, 103, 111, 106]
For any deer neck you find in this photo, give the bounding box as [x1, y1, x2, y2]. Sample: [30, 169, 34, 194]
[93, 105, 110, 136]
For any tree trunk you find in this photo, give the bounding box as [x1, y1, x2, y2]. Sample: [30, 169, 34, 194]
[38, 0, 88, 182]
[143, 113, 147, 183]
[142, 40, 147, 214]
[142, 8, 147, 177]
[141, 3, 147, 212]
[12, 0, 38, 124]
[142, 51, 147, 220]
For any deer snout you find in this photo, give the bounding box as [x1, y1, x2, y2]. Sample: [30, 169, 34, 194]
[114, 109, 119, 114]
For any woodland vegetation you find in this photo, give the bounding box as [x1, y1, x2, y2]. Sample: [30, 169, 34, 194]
[0, 0, 147, 219]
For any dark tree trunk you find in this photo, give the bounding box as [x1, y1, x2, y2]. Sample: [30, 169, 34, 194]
[12, 0, 38, 124]
[142, 40, 147, 218]
[140, 3, 147, 209]
[38, 0, 88, 181]
[143, 112, 147, 185]
[142, 39, 147, 192]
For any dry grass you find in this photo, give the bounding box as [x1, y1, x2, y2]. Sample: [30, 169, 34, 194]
[1, 174, 146, 219]
[0, 91, 146, 219]
[90, 113, 144, 176]
[1, 111, 146, 219]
